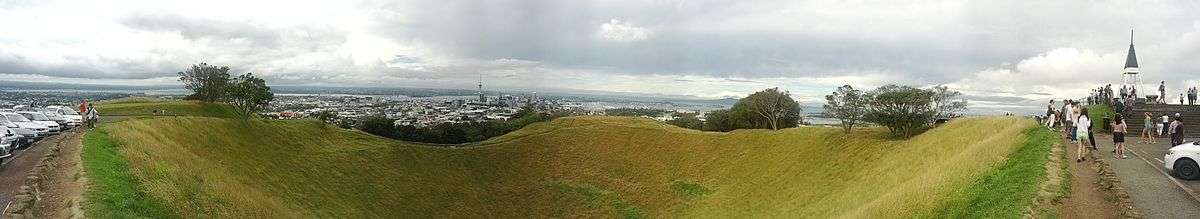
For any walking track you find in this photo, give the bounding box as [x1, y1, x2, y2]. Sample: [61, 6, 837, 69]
[1091, 134, 1200, 218]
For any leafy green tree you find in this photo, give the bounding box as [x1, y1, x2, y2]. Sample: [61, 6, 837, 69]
[309, 110, 337, 122]
[824, 85, 868, 133]
[178, 63, 232, 102]
[356, 116, 400, 139]
[929, 85, 968, 119]
[863, 85, 937, 137]
[226, 73, 275, 113]
[731, 88, 801, 130]
[667, 113, 704, 130]
[702, 109, 737, 132]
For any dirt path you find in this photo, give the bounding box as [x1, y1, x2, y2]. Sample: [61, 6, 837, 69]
[1, 134, 61, 214]
[1057, 137, 1126, 218]
[32, 130, 87, 218]
[0, 129, 87, 218]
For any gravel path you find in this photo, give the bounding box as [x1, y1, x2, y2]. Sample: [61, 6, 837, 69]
[1093, 134, 1200, 218]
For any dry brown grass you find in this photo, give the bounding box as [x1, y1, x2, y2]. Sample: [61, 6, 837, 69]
[95, 116, 1034, 218]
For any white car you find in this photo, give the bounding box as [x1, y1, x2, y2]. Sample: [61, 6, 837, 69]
[0, 126, 14, 163]
[40, 110, 71, 129]
[17, 111, 61, 134]
[46, 106, 83, 127]
[0, 117, 36, 148]
[1166, 142, 1200, 180]
[0, 112, 49, 139]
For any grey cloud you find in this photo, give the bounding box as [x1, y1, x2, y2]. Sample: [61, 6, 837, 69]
[363, 0, 1200, 86]
[121, 12, 284, 48]
[360, 1, 1020, 82]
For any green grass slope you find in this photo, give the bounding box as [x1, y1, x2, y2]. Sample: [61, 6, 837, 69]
[95, 97, 242, 118]
[86, 115, 1039, 218]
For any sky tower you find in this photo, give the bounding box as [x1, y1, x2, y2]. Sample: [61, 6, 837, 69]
[477, 73, 485, 103]
[1122, 28, 1141, 97]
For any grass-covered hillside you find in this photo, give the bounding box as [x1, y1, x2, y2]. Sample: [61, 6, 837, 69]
[84, 113, 1042, 218]
[95, 97, 242, 118]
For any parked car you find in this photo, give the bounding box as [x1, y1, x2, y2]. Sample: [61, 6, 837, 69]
[40, 110, 71, 129]
[0, 117, 36, 148]
[0, 112, 49, 140]
[17, 111, 61, 135]
[0, 126, 14, 164]
[46, 106, 83, 127]
[1166, 141, 1200, 180]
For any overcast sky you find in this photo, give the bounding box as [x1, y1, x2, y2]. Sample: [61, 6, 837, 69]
[3, 0, 1200, 113]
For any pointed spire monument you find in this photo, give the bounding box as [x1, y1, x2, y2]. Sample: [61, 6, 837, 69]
[1122, 28, 1141, 94]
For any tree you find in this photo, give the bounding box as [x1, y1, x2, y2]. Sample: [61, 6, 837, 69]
[356, 116, 400, 139]
[227, 73, 275, 113]
[863, 84, 937, 137]
[929, 85, 968, 119]
[178, 63, 232, 102]
[310, 110, 337, 122]
[702, 109, 737, 132]
[667, 113, 704, 130]
[732, 88, 801, 130]
[824, 85, 867, 133]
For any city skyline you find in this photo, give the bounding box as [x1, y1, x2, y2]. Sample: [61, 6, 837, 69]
[3, 0, 1200, 114]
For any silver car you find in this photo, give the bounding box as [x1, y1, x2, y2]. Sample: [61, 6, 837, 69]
[1, 112, 49, 139]
[0, 126, 15, 163]
[17, 111, 61, 135]
[0, 117, 35, 148]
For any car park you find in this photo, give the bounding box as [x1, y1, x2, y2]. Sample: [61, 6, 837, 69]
[40, 110, 72, 129]
[0, 112, 49, 140]
[46, 106, 83, 127]
[17, 111, 62, 134]
[0, 117, 37, 148]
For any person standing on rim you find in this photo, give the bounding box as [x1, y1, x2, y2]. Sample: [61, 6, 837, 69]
[1113, 114, 1128, 159]
[1170, 114, 1185, 146]
[1189, 87, 1197, 105]
[1160, 81, 1167, 104]
[1141, 112, 1157, 144]
[1080, 101, 1089, 142]
[1132, 87, 1138, 102]
[1162, 113, 1171, 138]
[1046, 100, 1057, 128]
[1070, 99, 1080, 141]
[1088, 108, 1097, 150]
[87, 104, 100, 129]
[1076, 107, 1092, 162]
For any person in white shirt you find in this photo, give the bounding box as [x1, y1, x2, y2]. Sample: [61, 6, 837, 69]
[1076, 107, 1091, 162]
[1063, 101, 1073, 139]
[1161, 114, 1171, 137]
[1071, 102, 1082, 143]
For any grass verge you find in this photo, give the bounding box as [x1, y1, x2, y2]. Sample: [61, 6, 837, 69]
[1087, 104, 1115, 132]
[936, 126, 1055, 218]
[81, 128, 176, 218]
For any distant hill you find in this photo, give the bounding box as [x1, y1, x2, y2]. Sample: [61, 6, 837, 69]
[0, 80, 179, 91]
[82, 107, 1041, 218]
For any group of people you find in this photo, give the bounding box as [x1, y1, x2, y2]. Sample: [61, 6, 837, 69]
[1140, 112, 1186, 146]
[79, 100, 100, 128]
[1089, 84, 1138, 116]
[1044, 97, 1186, 163]
[1043, 100, 1101, 162]
[1185, 86, 1199, 105]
